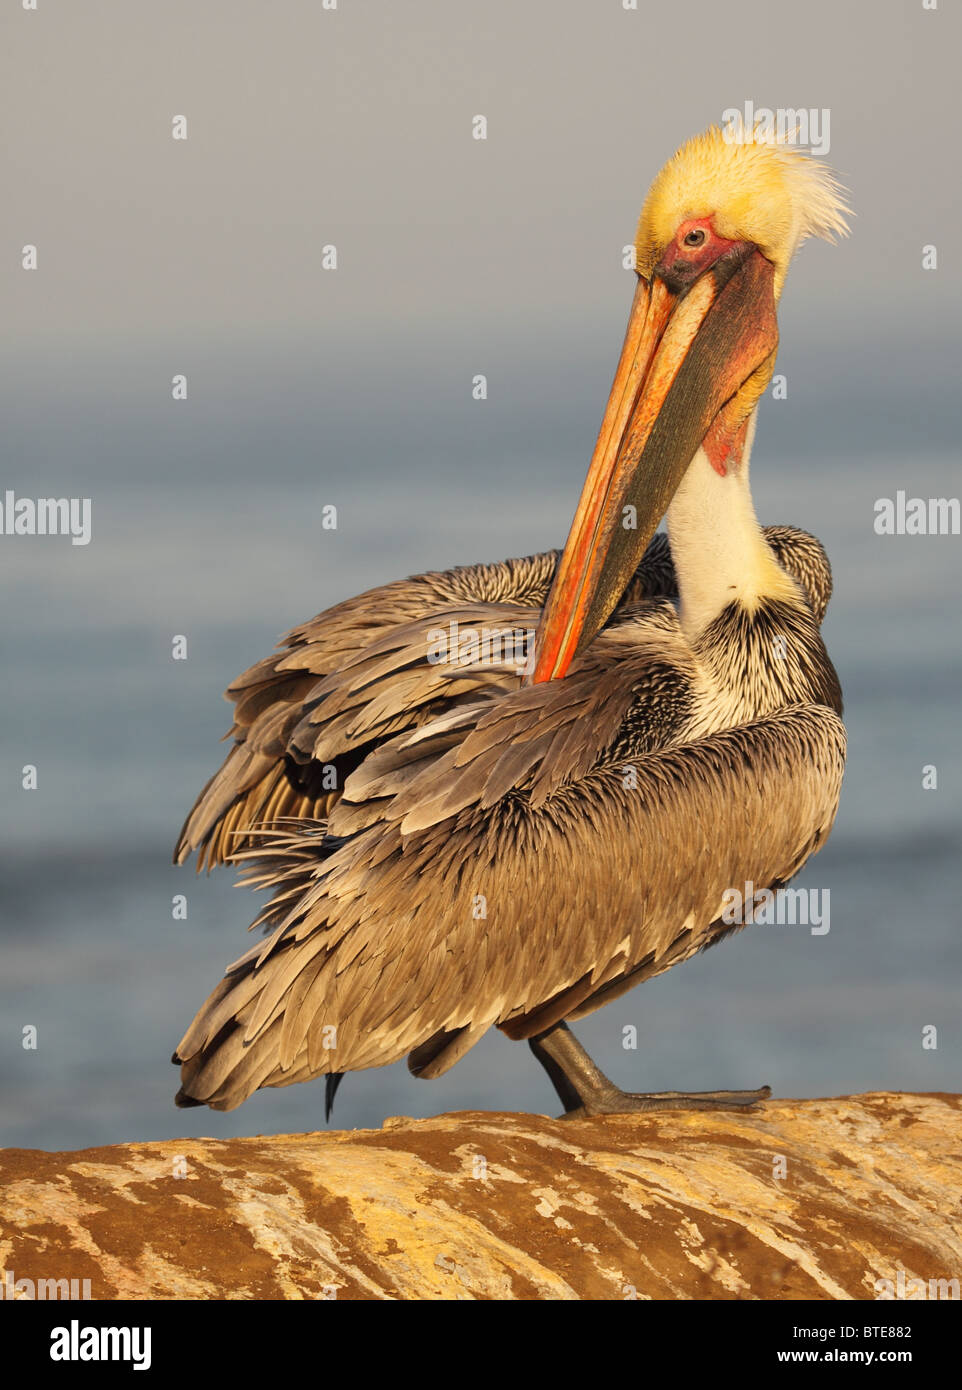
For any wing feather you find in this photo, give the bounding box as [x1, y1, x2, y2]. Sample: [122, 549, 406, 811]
[175, 697, 846, 1109]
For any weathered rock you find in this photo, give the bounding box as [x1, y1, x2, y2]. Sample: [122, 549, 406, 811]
[1, 1094, 959, 1300]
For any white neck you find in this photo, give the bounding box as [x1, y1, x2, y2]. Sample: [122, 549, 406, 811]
[666, 414, 796, 639]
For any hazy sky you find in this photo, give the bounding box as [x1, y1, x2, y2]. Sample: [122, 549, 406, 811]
[4, 0, 960, 475]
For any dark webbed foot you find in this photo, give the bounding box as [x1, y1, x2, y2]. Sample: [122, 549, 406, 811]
[529, 1022, 771, 1119]
[560, 1084, 771, 1120]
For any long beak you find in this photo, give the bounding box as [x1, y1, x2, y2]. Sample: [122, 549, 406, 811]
[530, 245, 778, 682]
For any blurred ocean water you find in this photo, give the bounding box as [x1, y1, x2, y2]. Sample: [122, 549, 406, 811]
[1, 449, 959, 1151]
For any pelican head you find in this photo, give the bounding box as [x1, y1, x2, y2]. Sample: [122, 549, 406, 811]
[635, 122, 850, 299]
[533, 123, 850, 681]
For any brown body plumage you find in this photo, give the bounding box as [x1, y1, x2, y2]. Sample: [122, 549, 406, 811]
[173, 527, 842, 1109]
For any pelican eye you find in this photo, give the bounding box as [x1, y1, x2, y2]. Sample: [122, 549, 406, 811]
[683, 228, 706, 248]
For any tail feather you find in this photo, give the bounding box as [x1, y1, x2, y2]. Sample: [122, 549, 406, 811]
[325, 1073, 344, 1121]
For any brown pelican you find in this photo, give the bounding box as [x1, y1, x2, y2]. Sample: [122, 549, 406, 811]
[173, 125, 849, 1119]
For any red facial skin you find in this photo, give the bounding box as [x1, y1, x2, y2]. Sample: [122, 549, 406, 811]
[654, 216, 760, 477]
[655, 215, 739, 287]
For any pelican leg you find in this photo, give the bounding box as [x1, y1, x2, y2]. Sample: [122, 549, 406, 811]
[530, 1021, 770, 1118]
[527, 1033, 584, 1114]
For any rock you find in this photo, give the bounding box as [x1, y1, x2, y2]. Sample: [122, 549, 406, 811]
[1, 1094, 959, 1300]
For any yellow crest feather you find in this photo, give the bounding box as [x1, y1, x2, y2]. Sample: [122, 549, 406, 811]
[635, 123, 851, 296]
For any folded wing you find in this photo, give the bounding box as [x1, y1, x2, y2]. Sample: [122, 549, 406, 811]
[173, 628, 845, 1109]
[175, 527, 831, 871]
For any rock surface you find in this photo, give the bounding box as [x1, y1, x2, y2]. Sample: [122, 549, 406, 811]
[1, 1094, 960, 1300]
